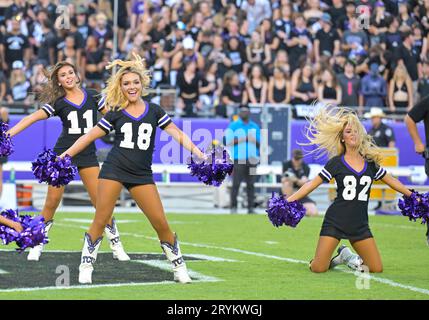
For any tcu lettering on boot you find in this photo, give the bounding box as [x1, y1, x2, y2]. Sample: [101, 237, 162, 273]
[171, 257, 184, 267]
[110, 236, 120, 245]
[82, 256, 96, 264]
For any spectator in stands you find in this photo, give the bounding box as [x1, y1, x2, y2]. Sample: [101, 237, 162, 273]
[246, 63, 268, 105]
[399, 30, 422, 99]
[329, 0, 346, 31]
[207, 34, 232, 80]
[366, 107, 396, 148]
[405, 95, 429, 245]
[30, 62, 46, 100]
[314, 13, 340, 63]
[271, 49, 290, 78]
[57, 35, 78, 66]
[6, 60, 31, 103]
[361, 62, 387, 108]
[220, 70, 248, 117]
[337, 0, 356, 33]
[287, 13, 312, 73]
[338, 59, 362, 110]
[130, 0, 147, 31]
[225, 104, 260, 214]
[281, 149, 318, 217]
[412, 24, 425, 59]
[417, 60, 429, 101]
[1, 15, 31, 74]
[368, 1, 390, 48]
[291, 63, 317, 106]
[246, 30, 271, 71]
[317, 68, 342, 106]
[274, 3, 293, 51]
[398, 0, 416, 29]
[176, 59, 202, 118]
[260, 18, 280, 53]
[171, 36, 205, 80]
[268, 67, 290, 104]
[149, 15, 168, 46]
[388, 64, 414, 113]
[241, 0, 272, 35]
[199, 60, 222, 115]
[225, 36, 247, 79]
[37, 19, 57, 67]
[342, 18, 369, 61]
[75, 5, 91, 42]
[82, 35, 106, 85]
[163, 21, 186, 83]
[91, 12, 113, 48]
[303, 0, 324, 36]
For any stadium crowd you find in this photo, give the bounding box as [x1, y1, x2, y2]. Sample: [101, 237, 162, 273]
[0, 0, 429, 118]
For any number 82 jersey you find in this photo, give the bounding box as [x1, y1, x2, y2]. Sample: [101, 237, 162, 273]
[318, 155, 387, 237]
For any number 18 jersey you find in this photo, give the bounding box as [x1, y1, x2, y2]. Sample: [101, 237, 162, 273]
[318, 155, 387, 237]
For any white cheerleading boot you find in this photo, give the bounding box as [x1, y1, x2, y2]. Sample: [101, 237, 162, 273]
[160, 234, 192, 284]
[78, 233, 103, 284]
[330, 245, 364, 272]
[27, 220, 54, 261]
[105, 218, 130, 261]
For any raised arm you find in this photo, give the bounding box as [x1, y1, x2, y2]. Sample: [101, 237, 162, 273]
[60, 126, 106, 158]
[7, 109, 48, 137]
[163, 122, 205, 159]
[381, 173, 412, 197]
[287, 175, 324, 202]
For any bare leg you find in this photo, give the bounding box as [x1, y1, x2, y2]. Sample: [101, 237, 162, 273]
[79, 166, 115, 226]
[310, 236, 340, 273]
[87, 179, 122, 241]
[41, 185, 65, 221]
[350, 238, 383, 273]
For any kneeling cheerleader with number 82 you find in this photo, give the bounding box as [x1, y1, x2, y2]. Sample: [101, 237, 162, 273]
[278, 105, 417, 273]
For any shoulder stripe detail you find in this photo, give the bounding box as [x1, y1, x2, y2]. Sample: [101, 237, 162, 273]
[158, 114, 169, 123]
[100, 118, 113, 128]
[42, 104, 54, 114]
[320, 170, 331, 181]
[321, 168, 332, 180]
[158, 117, 171, 128]
[98, 121, 111, 132]
[375, 168, 386, 180]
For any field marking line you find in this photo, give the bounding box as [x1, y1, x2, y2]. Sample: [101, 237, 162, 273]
[51, 223, 429, 297]
[370, 222, 423, 231]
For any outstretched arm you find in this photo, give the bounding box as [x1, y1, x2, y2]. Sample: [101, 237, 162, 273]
[7, 109, 48, 137]
[287, 175, 324, 202]
[60, 126, 106, 158]
[163, 122, 205, 159]
[381, 174, 412, 197]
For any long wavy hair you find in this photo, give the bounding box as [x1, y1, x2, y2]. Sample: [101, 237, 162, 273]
[301, 103, 383, 165]
[38, 61, 81, 105]
[102, 53, 151, 111]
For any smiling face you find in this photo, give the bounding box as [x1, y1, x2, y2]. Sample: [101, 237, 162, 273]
[121, 72, 142, 103]
[57, 65, 78, 90]
[342, 123, 360, 149]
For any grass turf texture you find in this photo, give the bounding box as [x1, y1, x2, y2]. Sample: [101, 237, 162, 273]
[0, 212, 428, 300]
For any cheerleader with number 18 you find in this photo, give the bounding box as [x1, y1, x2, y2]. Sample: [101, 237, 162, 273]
[60, 54, 205, 284]
[286, 105, 413, 273]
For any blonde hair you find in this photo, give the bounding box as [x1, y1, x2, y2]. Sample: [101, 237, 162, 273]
[102, 53, 151, 111]
[392, 64, 410, 83]
[301, 103, 383, 165]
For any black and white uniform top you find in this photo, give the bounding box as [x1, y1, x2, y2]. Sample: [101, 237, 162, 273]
[318, 155, 387, 241]
[41, 88, 105, 168]
[96, 101, 172, 185]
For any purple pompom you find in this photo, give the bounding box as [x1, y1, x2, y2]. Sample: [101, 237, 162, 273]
[187, 145, 234, 187]
[15, 215, 49, 252]
[266, 193, 306, 228]
[32, 149, 77, 187]
[0, 209, 49, 251]
[398, 191, 429, 224]
[0, 122, 14, 157]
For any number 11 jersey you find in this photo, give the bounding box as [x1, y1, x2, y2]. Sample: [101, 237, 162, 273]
[318, 155, 387, 239]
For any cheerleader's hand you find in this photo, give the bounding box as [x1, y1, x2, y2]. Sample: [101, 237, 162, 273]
[11, 221, 23, 233]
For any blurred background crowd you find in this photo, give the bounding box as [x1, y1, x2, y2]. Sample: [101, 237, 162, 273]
[0, 0, 428, 118]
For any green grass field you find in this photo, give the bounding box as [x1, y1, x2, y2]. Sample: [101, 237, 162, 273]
[0, 211, 428, 300]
